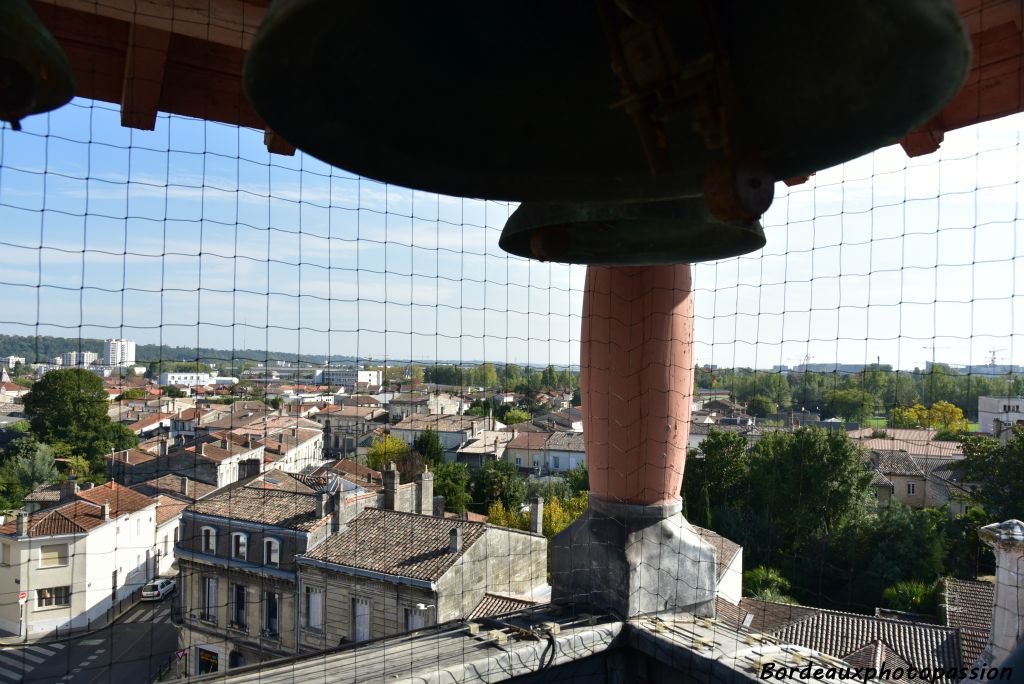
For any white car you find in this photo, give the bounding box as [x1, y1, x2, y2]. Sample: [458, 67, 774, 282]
[141, 578, 176, 601]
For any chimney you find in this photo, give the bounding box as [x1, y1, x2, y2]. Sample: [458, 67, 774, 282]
[180, 476, 189, 495]
[315, 492, 328, 519]
[383, 462, 399, 511]
[417, 465, 434, 515]
[529, 497, 544, 535]
[448, 527, 462, 554]
[432, 496, 445, 517]
[974, 520, 1024, 668]
[221, 437, 228, 448]
[199, 443, 206, 457]
[159, 439, 168, 457]
[100, 503, 110, 521]
[16, 512, 28, 537]
[82, 482, 95, 490]
[60, 474, 79, 501]
[247, 435, 255, 449]
[330, 489, 347, 534]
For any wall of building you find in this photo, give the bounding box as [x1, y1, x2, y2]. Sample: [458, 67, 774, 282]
[717, 548, 743, 607]
[888, 474, 926, 508]
[978, 395, 1024, 434]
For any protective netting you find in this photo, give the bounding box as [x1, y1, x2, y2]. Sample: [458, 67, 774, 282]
[0, 8, 1021, 684]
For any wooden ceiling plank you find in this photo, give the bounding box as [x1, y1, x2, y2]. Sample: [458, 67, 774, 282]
[121, 23, 171, 130]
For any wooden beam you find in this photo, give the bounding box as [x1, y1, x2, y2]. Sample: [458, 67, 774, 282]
[121, 23, 171, 130]
[32, 0, 267, 51]
[264, 128, 296, 156]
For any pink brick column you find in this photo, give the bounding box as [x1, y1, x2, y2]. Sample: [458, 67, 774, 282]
[581, 264, 693, 506]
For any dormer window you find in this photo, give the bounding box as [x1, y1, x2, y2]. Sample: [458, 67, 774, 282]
[264, 538, 281, 567]
[201, 526, 217, 554]
[231, 532, 248, 560]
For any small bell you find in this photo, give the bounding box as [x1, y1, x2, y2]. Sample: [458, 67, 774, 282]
[0, 0, 75, 130]
[499, 198, 766, 265]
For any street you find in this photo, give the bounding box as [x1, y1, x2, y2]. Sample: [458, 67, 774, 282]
[0, 600, 179, 684]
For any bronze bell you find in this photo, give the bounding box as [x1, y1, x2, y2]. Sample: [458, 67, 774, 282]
[499, 198, 766, 265]
[244, 0, 970, 215]
[0, 0, 75, 130]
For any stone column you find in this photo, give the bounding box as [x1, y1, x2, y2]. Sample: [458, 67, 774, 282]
[973, 520, 1024, 670]
[551, 264, 716, 617]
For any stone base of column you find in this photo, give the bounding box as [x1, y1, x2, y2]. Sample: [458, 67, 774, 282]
[551, 496, 718, 618]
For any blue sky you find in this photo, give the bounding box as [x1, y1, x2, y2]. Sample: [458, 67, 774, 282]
[1, 98, 1023, 370]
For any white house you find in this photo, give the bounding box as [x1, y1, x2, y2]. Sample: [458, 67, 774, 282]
[390, 414, 486, 451]
[159, 372, 212, 387]
[538, 432, 586, 473]
[0, 482, 157, 636]
[978, 395, 1024, 434]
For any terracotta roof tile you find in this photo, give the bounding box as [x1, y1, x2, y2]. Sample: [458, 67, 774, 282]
[692, 525, 741, 582]
[77, 482, 156, 517]
[154, 495, 189, 526]
[872, 450, 926, 477]
[304, 508, 488, 581]
[941, 578, 994, 630]
[189, 478, 326, 531]
[130, 474, 216, 501]
[468, 594, 538, 619]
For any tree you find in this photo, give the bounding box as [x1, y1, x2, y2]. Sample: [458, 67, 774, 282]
[116, 388, 145, 401]
[22, 368, 134, 461]
[927, 400, 969, 431]
[366, 434, 409, 472]
[433, 461, 471, 514]
[746, 395, 776, 418]
[471, 459, 526, 513]
[823, 388, 875, 422]
[743, 566, 796, 603]
[503, 408, 531, 426]
[565, 465, 589, 494]
[747, 428, 873, 551]
[882, 581, 936, 614]
[412, 428, 445, 466]
[961, 428, 1024, 520]
[161, 385, 186, 398]
[13, 441, 57, 492]
[683, 430, 750, 520]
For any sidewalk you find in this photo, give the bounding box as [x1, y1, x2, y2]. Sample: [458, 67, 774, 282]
[0, 587, 143, 647]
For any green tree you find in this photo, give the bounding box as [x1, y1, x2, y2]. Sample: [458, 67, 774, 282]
[23, 368, 136, 460]
[747, 428, 873, 550]
[161, 385, 186, 398]
[961, 428, 1024, 520]
[116, 388, 145, 401]
[433, 461, 471, 514]
[565, 465, 589, 494]
[412, 428, 445, 466]
[743, 566, 796, 603]
[471, 459, 526, 513]
[746, 395, 776, 418]
[503, 408, 531, 425]
[823, 388, 875, 422]
[882, 580, 937, 614]
[13, 441, 58, 492]
[683, 430, 750, 520]
[366, 434, 410, 471]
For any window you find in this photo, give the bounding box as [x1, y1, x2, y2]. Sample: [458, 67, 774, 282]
[352, 597, 370, 642]
[262, 591, 280, 637]
[264, 539, 281, 567]
[405, 606, 428, 631]
[162, 534, 169, 556]
[231, 532, 247, 560]
[39, 544, 68, 568]
[907, 482, 917, 495]
[136, 518, 141, 535]
[201, 526, 217, 554]
[36, 586, 70, 608]
[514, 457, 521, 466]
[0, 542, 10, 566]
[174, 527, 179, 545]
[230, 584, 247, 630]
[201, 577, 218, 622]
[552, 456, 560, 469]
[304, 586, 324, 631]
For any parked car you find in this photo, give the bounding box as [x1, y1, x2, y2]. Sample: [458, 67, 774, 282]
[141, 578, 176, 601]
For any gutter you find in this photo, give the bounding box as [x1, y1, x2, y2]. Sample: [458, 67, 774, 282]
[296, 556, 436, 591]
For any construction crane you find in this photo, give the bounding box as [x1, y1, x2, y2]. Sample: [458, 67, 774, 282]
[988, 347, 1007, 366]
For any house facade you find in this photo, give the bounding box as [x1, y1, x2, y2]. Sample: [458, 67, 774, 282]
[390, 414, 486, 452]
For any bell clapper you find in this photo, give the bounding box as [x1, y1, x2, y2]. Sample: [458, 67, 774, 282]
[703, 158, 775, 223]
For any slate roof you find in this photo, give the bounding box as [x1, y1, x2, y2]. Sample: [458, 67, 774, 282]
[303, 508, 488, 581]
[941, 578, 994, 630]
[743, 599, 965, 674]
[872, 450, 925, 477]
[468, 594, 538, 620]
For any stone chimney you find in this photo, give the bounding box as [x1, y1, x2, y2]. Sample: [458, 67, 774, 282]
[159, 439, 168, 457]
[221, 437, 228, 448]
[16, 512, 28, 537]
[448, 527, 462, 554]
[179, 476, 189, 495]
[383, 462, 399, 511]
[199, 443, 206, 457]
[315, 492, 328, 519]
[417, 465, 434, 515]
[530, 497, 544, 535]
[330, 489, 346, 534]
[100, 503, 110, 521]
[973, 520, 1024, 669]
[433, 495, 445, 517]
[60, 474, 79, 502]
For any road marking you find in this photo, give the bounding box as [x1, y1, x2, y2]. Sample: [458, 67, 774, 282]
[49, 643, 65, 650]
[77, 639, 103, 646]
[28, 645, 59, 657]
[94, 649, 105, 654]
[15, 649, 45, 665]
[0, 667, 21, 682]
[0, 650, 36, 669]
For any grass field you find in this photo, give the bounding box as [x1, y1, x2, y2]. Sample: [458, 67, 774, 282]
[859, 417, 980, 432]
